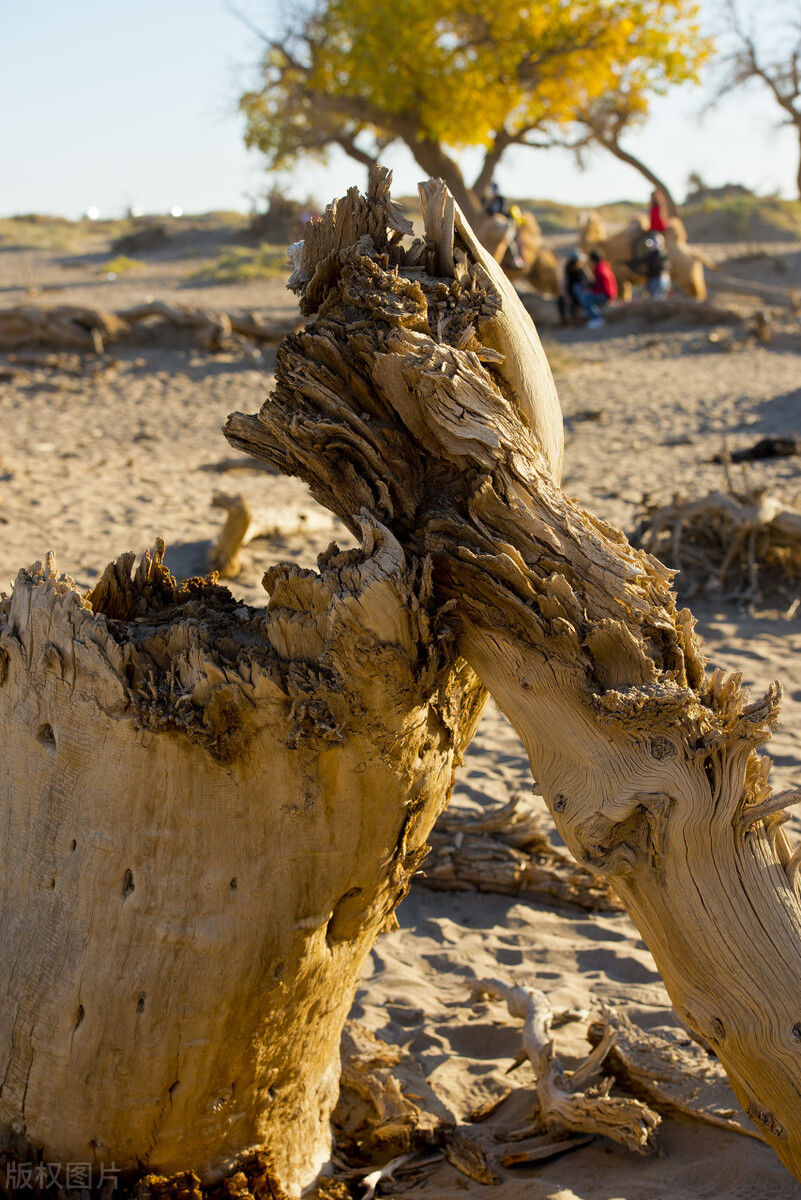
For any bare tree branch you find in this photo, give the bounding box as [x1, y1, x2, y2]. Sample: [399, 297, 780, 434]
[710, 0, 801, 194]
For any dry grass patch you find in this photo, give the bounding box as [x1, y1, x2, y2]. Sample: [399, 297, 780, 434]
[191, 243, 288, 284]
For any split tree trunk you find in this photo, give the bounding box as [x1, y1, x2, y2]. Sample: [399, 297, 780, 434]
[0, 530, 485, 1195]
[226, 168, 801, 1182]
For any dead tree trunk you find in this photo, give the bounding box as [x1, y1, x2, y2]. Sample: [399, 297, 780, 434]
[0, 532, 485, 1195]
[226, 168, 801, 1182]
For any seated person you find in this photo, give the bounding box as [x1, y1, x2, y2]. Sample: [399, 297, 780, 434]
[558, 250, 606, 329]
[589, 250, 617, 302]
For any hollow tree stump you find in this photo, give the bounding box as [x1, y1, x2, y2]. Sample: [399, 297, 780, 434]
[225, 168, 801, 1182]
[0, 531, 485, 1195]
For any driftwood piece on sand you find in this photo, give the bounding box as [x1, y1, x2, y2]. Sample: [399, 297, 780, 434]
[470, 980, 659, 1152]
[600, 297, 745, 326]
[498, 1133, 593, 1167]
[0, 302, 298, 354]
[336, 1024, 444, 1157]
[225, 168, 801, 1182]
[421, 794, 621, 912]
[518, 291, 748, 331]
[587, 1008, 763, 1140]
[337, 1025, 502, 1189]
[208, 491, 338, 578]
[0, 304, 127, 353]
[634, 486, 801, 600]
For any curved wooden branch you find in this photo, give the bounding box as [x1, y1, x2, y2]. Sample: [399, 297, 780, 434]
[225, 168, 801, 1181]
[470, 980, 659, 1151]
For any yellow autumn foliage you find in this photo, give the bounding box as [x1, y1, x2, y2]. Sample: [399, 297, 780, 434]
[241, 0, 711, 204]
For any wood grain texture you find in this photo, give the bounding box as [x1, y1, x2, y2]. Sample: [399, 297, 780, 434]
[0, 530, 485, 1195]
[226, 168, 801, 1181]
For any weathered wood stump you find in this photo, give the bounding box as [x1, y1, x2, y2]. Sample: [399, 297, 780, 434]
[0, 532, 484, 1195]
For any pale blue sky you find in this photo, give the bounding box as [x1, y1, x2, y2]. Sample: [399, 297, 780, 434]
[0, 0, 795, 218]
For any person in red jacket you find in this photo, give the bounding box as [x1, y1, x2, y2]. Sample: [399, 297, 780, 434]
[649, 188, 668, 233]
[589, 250, 618, 303]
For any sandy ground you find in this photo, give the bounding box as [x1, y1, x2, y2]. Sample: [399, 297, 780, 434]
[2, 218, 801, 1198]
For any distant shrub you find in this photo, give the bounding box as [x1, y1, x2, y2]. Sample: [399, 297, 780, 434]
[0, 216, 79, 250]
[685, 195, 801, 242]
[191, 244, 288, 284]
[103, 256, 145, 275]
[112, 221, 171, 256]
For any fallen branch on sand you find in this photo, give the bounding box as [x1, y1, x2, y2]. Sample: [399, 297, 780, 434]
[633, 486, 801, 601]
[587, 1008, 764, 1141]
[470, 980, 660, 1153]
[208, 491, 338, 577]
[335, 1025, 495, 1190]
[600, 298, 746, 326]
[0, 302, 299, 354]
[336, 1024, 444, 1158]
[712, 435, 801, 464]
[0, 304, 127, 353]
[420, 794, 621, 912]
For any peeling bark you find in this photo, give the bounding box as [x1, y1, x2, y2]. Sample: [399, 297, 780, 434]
[225, 168, 801, 1181]
[0, 531, 485, 1195]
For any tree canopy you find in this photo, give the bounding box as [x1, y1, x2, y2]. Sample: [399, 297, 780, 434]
[240, 0, 711, 217]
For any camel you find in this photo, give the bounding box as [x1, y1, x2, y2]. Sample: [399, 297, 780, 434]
[476, 209, 560, 296]
[664, 216, 712, 302]
[580, 211, 710, 301]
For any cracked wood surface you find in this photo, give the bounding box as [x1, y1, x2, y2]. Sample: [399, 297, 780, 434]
[226, 167, 801, 1181]
[0, 530, 485, 1195]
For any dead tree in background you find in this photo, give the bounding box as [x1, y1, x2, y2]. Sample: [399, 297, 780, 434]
[711, 0, 801, 200]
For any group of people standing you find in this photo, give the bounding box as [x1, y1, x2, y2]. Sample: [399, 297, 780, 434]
[559, 189, 672, 330]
